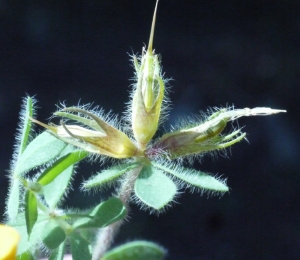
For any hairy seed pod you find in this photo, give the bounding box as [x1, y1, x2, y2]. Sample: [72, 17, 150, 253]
[131, 0, 165, 149]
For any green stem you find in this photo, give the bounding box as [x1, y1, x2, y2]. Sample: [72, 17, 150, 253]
[36, 198, 49, 213]
[91, 165, 143, 260]
[55, 217, 73, 235]
[36, 196, 73, 234]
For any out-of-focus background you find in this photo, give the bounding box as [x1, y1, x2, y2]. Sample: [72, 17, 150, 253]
[0, 0, 299, 259]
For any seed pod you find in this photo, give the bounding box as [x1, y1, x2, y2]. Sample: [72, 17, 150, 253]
[131, 0, 165, 149]
[154, 107, 285, 159]
[30, 107, 139, 159]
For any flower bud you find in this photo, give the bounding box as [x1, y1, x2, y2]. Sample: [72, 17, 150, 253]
[0, 225, 20, 260]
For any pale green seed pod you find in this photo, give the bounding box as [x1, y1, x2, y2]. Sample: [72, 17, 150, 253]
[132, 0, 165, 149]
[154, 107, 285, 159]
[30, 108, 139, 159]
[155, 116, 232, 159]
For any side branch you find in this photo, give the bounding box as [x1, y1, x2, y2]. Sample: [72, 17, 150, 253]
[91, 166, 143, 260]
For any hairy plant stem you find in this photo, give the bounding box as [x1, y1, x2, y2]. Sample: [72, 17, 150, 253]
[91, 165, 143, 260]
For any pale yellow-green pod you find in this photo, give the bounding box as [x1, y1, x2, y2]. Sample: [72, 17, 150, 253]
[30, 108, 139, 159]
[132, 68, 164, 148]
[132, 0, 165, 149]
[153, 107, 286, 159]
[153, 116, 242, 159]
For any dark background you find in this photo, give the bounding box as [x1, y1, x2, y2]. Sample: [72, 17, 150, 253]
[0, 0, 299, 259]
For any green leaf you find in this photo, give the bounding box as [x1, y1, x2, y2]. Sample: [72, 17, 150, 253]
[76, 227, 96, 246]
[49, 241, 66, 260]
[16, 251, 35, 260]
[7, 178, 20, 221]
[25, 190, 38, 237]
[38, 148, 88, 186]
[83, 163, 140, 190]
[152, 162, 228, 192]
[8, 97, 35, 220]
[42, 220, 66, 250]
[73, 197, 126, 230]
[18, 96, 35, 156]
[42, 145, 83, 208]
[101, 241, 166, 260]
[10, 213, 49, 255]
[134, 166, 177, 210]
[14, 131, 67, 176]
[70, 232, 92, 260]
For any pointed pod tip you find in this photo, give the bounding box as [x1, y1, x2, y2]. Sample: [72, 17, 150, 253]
[29, 116, 57, 133]
[148, 0, 159, 52]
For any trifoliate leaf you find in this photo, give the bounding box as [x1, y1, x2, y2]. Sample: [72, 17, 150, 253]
[17, 96, 35, 156]
[14, 131, 67, 176]
[73, 197, 126, 230]
[134, 166, 177, 210]
[49, 241, 66, 260]
[10, 213, 49, 255]
[38, 147, 87, 186]
[25, 190, 38, 237]
[152, 162, 228, 192]
[83, 163, 140, 190]
[70, 232, 91, 260]
[42, 145, 85, 208]
[101, 241, 166, 260]
[7, 178, 20, 221]
[42, 220, 66, 250]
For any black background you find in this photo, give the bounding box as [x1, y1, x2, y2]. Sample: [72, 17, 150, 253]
[0, 1, 299, 259]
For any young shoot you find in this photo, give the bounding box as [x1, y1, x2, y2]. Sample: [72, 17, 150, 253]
[5, 1, 285, 260]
